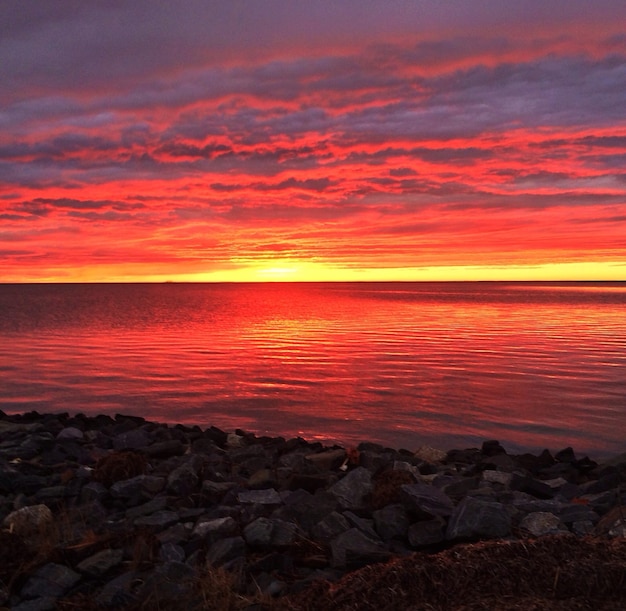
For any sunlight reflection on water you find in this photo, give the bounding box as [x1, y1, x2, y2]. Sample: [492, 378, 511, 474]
[0, 282, 625, 456]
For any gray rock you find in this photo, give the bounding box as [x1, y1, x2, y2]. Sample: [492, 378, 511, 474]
[21, 563, 81, 599]
[328, 467, 372, 510]
[125, 496, 169, 520]
[519, 511, 563, 536]
[133, 510, 180, 530]
[206, 536, 246, 566]
[138, 561, 197, 604]
[331, 527, 387, 568]
[446, 496, 511, 540]
[343, 511, 378, 538]
[57, 427, 84, 441]
[113, 428, 151, 450]
[572, 520, 594, 535]
[35, 485, 68, 502]
[408, 519, 445, 547]
[201, 479, 236, 503]
[311, 511, 351, 541]
[159, 542, 186, 563]
[110, 474, 165, 499]
[95, 571, 140, 608]
[76, 548, 124, 577]
[559, 503, 599, 525]
[237, 488, 282, 505]
[192, 516, 238, 540]
[305, 448, 346, 471]
[243, 517, 298, 547]
[79, 481, 108, 504]
[373, 504, 410, 540]
[11, 597, 58, 611]
[401, 483, 454, 517]
[482, 470, 513, 486]
[144, 439, 186, 458]
[4, 504, 53, 537]
[167, 462, 199, 496]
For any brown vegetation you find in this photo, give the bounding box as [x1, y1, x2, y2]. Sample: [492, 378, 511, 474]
[93, 450, 148, 487]
[281, 535, 626, 610]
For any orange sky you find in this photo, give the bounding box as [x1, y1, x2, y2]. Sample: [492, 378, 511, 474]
[1, 1, 625, 282]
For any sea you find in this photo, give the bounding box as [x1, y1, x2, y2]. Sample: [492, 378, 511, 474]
[0, 282, 625, 457]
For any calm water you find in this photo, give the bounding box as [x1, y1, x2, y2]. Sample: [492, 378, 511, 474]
[0, 282, 625, 456]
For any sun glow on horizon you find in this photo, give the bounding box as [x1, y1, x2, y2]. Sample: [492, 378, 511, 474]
[4, 260, 623, 284]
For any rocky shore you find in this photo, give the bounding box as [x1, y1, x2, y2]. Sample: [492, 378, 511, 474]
[1, 410, 625, 610]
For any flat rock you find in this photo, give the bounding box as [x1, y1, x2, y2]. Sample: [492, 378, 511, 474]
[446, 496, 511, 541]
[331, 527, 387, 568]
[20, 563, 81, 599]
[243, 517, 298, 547]
[408, 519, 445, 547]
[206, 536, 246, 567]
[192, 516, 238, 540]
[4, 504, 53, 537]
[76, 548, 124, 577]
[519, 511, 563, 536]
[401, 483, 454, 517]
[328, 467, 372, 510]
[237, 488, 282, 505]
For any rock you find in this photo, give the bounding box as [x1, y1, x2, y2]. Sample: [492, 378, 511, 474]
[113, 428, 151, 450]
[166, 462, 199, 496]
[138, 561, 197, 604]
[446, 497, 511, 541]
[20, 563, 81, 599]
[134, 510, 180, 530]
[414, 445, 447, 463]
[373, 504, 410, 540]
[110, 474, 165, 500]
[519, 512, 563, 536]
[343, 511, 378, 538]
[482, 470, 513, 486]
[76, 548, 124, 576]
[305, 448, 346, 471]
[481, 440, 507, 457]
[192, 516, 238, 540]
[201, 479, 236, 503]
[328, 467, 372, 510]
[509, 474, 555, 499]
[248, 468, 276, 489]
[144, 439, 186, 458]
[95, 571, 141, 608]
[237, 488, 282, 505]
[408, 519, 445, 547]
[125, 496, 169, 520]
[56, 427, 84, 441]
[400, 483, 454, 518]
[243, 517, 298, 547]
[206, 536, 246, 566]
[4, 504, 53, 537]
[80, 481, 108, 504]
[311, 511, 351, 541]
[159, 541, 186, 563]
[330, 528, 388, 568]
[554, 447, 577, 463]
[595, 506, 626, 537]
[11, 597, 58, 611]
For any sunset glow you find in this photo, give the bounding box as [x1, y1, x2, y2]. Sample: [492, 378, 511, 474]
[1, 1, 625, 282]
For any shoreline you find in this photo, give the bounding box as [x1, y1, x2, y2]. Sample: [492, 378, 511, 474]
[1, 410, 625, 609]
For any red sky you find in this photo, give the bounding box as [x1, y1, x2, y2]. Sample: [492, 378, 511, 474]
[1, 1, 625, 282]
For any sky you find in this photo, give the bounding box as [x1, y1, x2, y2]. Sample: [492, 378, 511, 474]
[1, 1, 625, 282]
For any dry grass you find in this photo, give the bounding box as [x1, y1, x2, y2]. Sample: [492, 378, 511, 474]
[93, 450, 148, 487]
[281, 535, 626, 610]
[369, 469, 417, 509]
